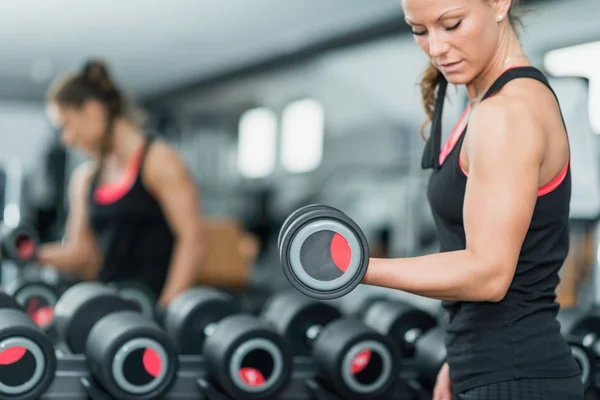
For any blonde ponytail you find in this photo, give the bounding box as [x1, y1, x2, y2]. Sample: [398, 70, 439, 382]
[419, 62, 444, 140]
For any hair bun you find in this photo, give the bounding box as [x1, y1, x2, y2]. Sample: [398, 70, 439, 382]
[82, 59, 112, 88]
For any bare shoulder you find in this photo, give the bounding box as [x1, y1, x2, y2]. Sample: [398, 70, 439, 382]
[144, 139, 191, 183]
[466, 86, 546, 165]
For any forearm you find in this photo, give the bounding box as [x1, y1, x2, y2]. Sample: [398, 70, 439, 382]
[158, 237, 206, 306]
[363, 250, 504, 302]
[37, 242, 88, 272]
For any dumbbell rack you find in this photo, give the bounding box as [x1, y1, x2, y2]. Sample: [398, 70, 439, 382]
[42, 352, 426, 400]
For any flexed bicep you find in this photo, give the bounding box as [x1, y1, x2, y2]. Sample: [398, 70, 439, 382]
[462, 97, 544, 301]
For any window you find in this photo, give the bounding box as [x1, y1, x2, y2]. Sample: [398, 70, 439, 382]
[544, 41, 600, 133]
[280, 99, 324, 173]
[237, 107, 277, 178]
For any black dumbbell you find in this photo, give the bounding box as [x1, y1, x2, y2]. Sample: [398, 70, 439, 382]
[354, 294, 391, 320]
[566, 335, 596, 393]
[0, 291, 56, 400]
[163, 286, 292, 399]
[0, 223, 39, 264]
[278, 204, 370, 300]
[557, 307, 600, 392]
[261, 290, 399, 399]
[362, 299, 445, 391]
[53, 282, 178, 399]
[4, 276, 62, 334]
[109, 280, 158, 321]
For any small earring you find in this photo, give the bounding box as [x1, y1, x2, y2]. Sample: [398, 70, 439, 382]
[497, 15, 503, 21]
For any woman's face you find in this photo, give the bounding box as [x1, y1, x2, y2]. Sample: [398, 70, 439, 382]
[47, 100, 106, 157]
[401, 0, 509, 85]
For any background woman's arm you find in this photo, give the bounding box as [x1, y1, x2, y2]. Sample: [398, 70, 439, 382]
[37, 162, 102, 280]
[145, 143, 208, 306]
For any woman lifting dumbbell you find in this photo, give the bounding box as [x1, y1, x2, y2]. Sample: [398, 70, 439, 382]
[279, 1, 584, 399]
[37, 59, 207, 307]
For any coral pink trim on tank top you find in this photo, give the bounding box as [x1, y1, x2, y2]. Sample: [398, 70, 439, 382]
[438, 64, 569, 197]
[459, 156, 569, 196]
[94, 148, 144, 205]
[439, 106, 471, 166]
[537, 158, 569, 196]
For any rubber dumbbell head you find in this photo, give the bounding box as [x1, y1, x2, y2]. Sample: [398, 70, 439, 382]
[261, 290, 342, 357]
[565, 335, 596, 392]
[203, 314, 292, 399]
[413, 326, 447, 390]
[355, 294, 390, 320]
[262, 291, 399, 399]
[278, 204, 332, 250]
[279, 204, 370, 300]
[0, 291, 22, 311]
[86, 310, 178, 400]
[109, 280, 157, 320]
[0, 296, 56, 400]
[5, 277, 60, 332]
[362, 299, 437, 358]
[163, 286, 241, 354]
[558, 307, 600, 353]
[53, 281, 138, 354]
[0, 223, 39, 264]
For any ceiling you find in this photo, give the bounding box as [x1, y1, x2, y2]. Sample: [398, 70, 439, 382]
[2, 0, 597, 104]
[0, 0, 403, 101]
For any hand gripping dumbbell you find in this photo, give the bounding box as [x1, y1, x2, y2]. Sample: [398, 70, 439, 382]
[163, 286, 292, 399]
[361, 299, 446, 394]
[53, 281, 178, 400]
[261, 290, 400, 399]
[0, 222, 39, 264]
[0, 291, 56, 400]
[557, 307, 599, 392]
[278, 204, 370, 300]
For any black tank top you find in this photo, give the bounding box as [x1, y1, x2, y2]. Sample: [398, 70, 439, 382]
[88, 136, 174, 299]
[425, 67, 581, 393]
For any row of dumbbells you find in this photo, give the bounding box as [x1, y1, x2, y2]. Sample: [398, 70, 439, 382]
[2, 219, 599, 400]
[4, 282, 599, 400]
[1, 282, 452, 400]
[0, 222, 39, 265]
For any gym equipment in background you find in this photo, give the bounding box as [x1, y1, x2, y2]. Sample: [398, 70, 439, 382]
[261, 290, 399, 399]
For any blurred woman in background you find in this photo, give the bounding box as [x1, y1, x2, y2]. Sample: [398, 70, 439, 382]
[38, 59, 207, 306]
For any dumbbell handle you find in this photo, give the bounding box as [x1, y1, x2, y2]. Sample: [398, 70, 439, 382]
[581, 332, 600, 357]
[404, 328, 423, 345]
[204, 322, 218, 338]
[305, 324, 323, 347]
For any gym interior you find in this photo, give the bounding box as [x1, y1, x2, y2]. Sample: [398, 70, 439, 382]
[0, 1, 599, 399]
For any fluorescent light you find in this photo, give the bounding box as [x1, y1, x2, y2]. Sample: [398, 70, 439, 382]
[237, 107, 277, 178]
[281, 99, 324, 173]
[544, 41, 600, 133]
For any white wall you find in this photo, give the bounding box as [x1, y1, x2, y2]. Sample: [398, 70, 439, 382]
[0, 100, 53, 170]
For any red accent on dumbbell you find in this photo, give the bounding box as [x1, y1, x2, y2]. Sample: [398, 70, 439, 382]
[350, 349, 372, 374]
[239, 367, 266, 387]
[26, 297, 40, 316]
[330, 233, 351, 272]
[31, 307, 54, 328]
[0, 346, 27, 365]
[143, 348, 162, 378]
[15, 235, 35, 259]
